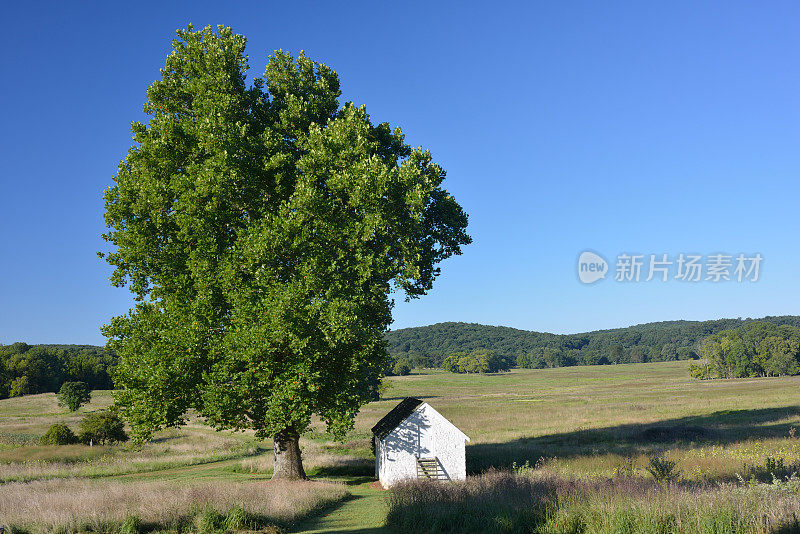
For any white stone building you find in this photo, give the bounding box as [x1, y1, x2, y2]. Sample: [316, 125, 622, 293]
[372, 397, 470, 488]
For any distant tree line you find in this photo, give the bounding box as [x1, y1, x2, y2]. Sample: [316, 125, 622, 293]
[384, 316, 800, 371]
[0, 343, 116, 399]
[690, 321, 800, 379]
[442, 350, 513, 373]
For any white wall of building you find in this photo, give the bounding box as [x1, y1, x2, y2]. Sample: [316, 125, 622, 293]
[376, 403, 469, 488]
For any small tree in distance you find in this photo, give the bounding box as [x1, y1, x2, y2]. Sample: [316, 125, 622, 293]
[392, 360, 412, 376]
[57, 381, 92, 411]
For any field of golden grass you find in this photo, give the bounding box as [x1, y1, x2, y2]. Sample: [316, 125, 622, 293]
[0, 478, 346, 533]
[350, 361, 800, 481]
[2, 360, 800, 532]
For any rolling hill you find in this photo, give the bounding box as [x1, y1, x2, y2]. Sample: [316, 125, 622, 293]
[385, 315, 800, 368]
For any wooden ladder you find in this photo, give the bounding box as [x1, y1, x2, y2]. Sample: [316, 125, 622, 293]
[416, 457, 447, 480]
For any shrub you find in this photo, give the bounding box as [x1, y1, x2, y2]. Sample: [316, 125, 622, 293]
[741, 456, 800, 483]
[393, 360, 412, 376]
[78, 410, 128, 444]
[57, 381, 92, 411]
[646, 456, 680, 483]
[39, 423, 78, 445]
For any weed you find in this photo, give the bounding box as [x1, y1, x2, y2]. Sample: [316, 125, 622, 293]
[646, 456, 680, 483]
[741, 456, 800, 483]
[118, 515, 141, 534]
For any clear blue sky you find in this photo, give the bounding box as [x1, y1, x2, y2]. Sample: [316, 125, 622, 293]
[2, 2, 799, 345]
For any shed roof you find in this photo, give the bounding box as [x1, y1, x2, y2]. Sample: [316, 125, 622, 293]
[371, 397, 423, 440]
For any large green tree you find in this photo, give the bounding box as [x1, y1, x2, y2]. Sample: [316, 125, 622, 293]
[101, 25, 470, 478]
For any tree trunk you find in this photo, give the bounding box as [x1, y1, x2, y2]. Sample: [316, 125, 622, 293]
[272, 426, 307, 480]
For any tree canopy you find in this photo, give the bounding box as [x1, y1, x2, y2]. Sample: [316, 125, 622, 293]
[101, 25, 470, 477]
[693, 321, 800, 379]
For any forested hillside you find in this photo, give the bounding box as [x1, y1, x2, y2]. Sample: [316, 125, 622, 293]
[385, 316, 800, 369]
[0, 343, 116, 399]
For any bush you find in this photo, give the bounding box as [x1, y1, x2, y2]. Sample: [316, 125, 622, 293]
[57, 381, 92, 411]
[40, 423, 78, 445]
[393, 360, 412, 376]
[646, 456, 680, 483]
[741, 456, 800, 483]
[78, 410, 128, 444]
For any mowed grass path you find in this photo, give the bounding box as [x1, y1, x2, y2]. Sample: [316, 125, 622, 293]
[290, 482, 390, 534]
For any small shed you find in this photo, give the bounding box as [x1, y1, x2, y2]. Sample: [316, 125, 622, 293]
[372, 397, 470, 488]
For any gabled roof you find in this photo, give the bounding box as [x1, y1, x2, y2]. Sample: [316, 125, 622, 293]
[371, 397, 424, 440]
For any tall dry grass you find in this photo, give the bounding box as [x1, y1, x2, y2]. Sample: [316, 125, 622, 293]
[0, 477, 347, 533]
[386, 470, 800, 534]
[532, 435, 800, 483]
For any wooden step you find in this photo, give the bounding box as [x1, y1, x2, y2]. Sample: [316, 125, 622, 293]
[416, 457, 447, 480]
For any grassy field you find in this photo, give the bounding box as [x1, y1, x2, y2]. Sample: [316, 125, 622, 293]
[350, 361, 800, 482]
[1, 360, 800, 532]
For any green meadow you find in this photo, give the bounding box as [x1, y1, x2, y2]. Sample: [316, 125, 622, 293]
[2, 360, 800, 532]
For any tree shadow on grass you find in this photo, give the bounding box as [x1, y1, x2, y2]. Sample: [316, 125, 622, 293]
[468, 405, 800, 473]
[379, 394, 440, 402]
[310, 460, 374, 479]
[286, 491, 357, 525]
[774, 519, 800, 534]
